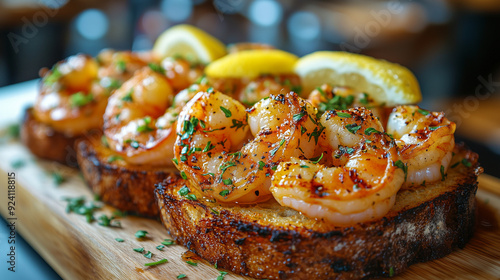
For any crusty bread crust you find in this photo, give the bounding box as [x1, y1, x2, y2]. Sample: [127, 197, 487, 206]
[21, 108, 79, 167]
[77, 137, 176, 217]
[155, 144, 482, 279]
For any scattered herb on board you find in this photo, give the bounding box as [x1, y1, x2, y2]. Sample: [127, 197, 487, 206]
[144, 259, 168, 267]
[115, 238, 124, 242]
[63, 196, 101, 223]
[10, 159, 26, 169]
[177, 274, 187, 279]
[51, 171, 65, 185]
[186, 260, 197, 266]
[143, 251, 153, 259]
[135, 230, 149, 239]
[97, 214, 121, 227]
[133, 247, 145, 253]
[217, 271, 228, 280]
[162, 239, 175, 246]
[156, 245, 165, 251]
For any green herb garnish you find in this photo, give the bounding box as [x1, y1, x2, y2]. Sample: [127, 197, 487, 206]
[135, 230, 148, 239]
[144, 259, 168, 266]
[220, 106, 232, 118]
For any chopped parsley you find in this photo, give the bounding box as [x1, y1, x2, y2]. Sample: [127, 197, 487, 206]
[63, 196, 100, 223]
[156, 245, 165, 250]
[133, 247, 145, 253]
[97, 214, 121, 227]
[162, 239, 175, 246]
[143, 251, 153, 259]
[258, 161, 265, 170]
[180, 171, 187, 180]
[220, 106, 232, 117]
[44, 66, 62, 85]
[270, 138, 286, 156]
[137, 116, 154, 133]
[115, 238, 124, 242]
[336, 112, 351, 118]
[230, 119, 246, 130]
[186, 260, 198, 266]
[107, 155, 123, 163]
[364, 127, 380, 135]
[360, 93, 369, 105]
[462, 158, 472, 167]
[135, 230, 148, 239]
[217, 271, 228, 280]
[116, 60, 126, 72]
[121, 89, 133, 102]
[177, 274, 187, 279]
[345, 123, 361, 134]
[219, 190, 230, 197]
[185, 194, 197, 201]
[69, 92, 93, 108]
[318, 95, 354, 114]
[148, 63, 165, 74]
[51, 171, 65, 185]
[222, 178, 233, 185]
[293, 111, 306, 122]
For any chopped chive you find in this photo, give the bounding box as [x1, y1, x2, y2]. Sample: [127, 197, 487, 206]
[311, 153, 324, 164]
[180, 171, 187, 180]
[186, 260, 198, 266]
[293, 111, 306, 122]
[300, 165, 310, 168]
[144, 259, 168, 267]
[417, 108, 430, 116]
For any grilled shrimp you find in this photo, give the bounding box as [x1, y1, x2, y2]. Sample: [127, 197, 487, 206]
[387, 105, 456, 185]
[103, 67, 177, 166]
[271, 107, 404, 225]
[33, 54, 106, 136]
[174, 91, 318, 203]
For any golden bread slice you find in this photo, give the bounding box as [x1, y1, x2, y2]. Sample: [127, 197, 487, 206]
[77, 136, 176, 217]
[21, 108, 79, 167]
[155, 144, 481, 279]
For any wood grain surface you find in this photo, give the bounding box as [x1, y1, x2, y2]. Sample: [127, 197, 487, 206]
[0, 139, 499, 280]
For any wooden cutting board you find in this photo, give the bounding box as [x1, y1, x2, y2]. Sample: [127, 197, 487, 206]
[1, 139, 499, 280]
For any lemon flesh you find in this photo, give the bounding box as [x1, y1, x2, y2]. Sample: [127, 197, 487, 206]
[153, 24, 226, 63]
[295, 51, 421, 106]
[205, 50, 298, 79]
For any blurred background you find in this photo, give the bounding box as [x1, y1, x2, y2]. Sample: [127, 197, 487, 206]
[0, 0, 499, 165]
[1, 0, 499, 177]
[0, 1, 499, 279]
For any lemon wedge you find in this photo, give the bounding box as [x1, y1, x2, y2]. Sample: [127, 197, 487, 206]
[205, 49, 298, 79]
[153, 24, 226, 63]
[295, 51, 421, 105]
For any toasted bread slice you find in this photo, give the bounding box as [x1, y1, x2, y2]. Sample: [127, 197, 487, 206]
[155, 144, 482, 279]
[21, 108, 80, 167]
[77, 137, 176, 217]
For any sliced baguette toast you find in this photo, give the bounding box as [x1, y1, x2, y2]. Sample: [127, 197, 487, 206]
[21, 108, 80, 167]
[77, 136, 176, 217]
[155, 144, 482, 279]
